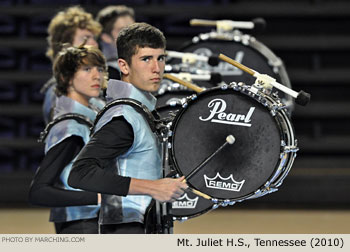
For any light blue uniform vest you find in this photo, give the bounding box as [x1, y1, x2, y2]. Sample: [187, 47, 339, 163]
[45, 95, 103, 223]
[94, 80, 162, 224]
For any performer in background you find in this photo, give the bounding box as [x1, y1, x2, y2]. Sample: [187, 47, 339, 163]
[29, 45, 108, 234]
[96, 5, 135, 80]
[68, 23, 188, 234]
[41, 6, 103, 124]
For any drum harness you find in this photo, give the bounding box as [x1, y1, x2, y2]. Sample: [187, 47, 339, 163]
[91, 98, 174, 141]
[38, 113, 94, 143]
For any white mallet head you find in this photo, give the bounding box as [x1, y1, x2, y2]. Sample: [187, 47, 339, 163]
[226, 135, 235, 145]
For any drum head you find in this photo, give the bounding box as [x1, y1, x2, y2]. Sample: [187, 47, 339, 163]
[170, 87, 281, 200]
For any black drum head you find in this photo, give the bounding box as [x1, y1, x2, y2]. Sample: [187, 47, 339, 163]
[170, 88, 281, 200]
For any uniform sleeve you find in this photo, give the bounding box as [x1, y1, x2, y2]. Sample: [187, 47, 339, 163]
[68, 116, 134, 196]
[28, 136, 98, 207]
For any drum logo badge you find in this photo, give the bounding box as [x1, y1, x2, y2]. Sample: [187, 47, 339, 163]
[172, 193, 199, 209]
[199, 98, 255, 127]
[204, 172, 245, 192]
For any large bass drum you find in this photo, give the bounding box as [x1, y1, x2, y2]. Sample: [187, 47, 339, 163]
[168, 84, 297, 203]
[168, 30, 294, 112]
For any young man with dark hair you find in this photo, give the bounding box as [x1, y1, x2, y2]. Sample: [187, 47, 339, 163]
[68, 23, 187, 234]
[96, 5, 135, 80]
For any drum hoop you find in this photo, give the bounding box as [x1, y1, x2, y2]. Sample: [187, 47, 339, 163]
[169, 84, 296, 202]
[171, 204, 216, 221]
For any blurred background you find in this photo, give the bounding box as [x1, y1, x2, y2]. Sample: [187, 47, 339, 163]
[0, 0, 349, 233]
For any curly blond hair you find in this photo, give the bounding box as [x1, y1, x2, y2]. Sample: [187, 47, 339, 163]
[46, 6, 102, 61]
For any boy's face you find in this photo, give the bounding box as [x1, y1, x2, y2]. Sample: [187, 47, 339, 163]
[119, 47, 166, 92]
[67, 64, 104, 105]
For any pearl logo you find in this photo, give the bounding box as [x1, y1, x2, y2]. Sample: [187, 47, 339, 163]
[199, 99, 255, 127]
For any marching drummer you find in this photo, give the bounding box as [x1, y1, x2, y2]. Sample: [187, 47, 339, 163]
[68, 22, 188, 234]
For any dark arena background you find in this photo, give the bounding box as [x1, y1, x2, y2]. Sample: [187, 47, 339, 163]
[0, 0, 349, 233]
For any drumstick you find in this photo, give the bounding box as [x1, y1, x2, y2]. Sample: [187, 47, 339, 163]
[218, 53, 255, 75]
[218, 53, 311, 106]
[190, 19, 217, 27]
[182, 135, 236, 201]
[186, 186, 212, 200]
[190, 19, 264, 31]
[163, 73, 204, 93]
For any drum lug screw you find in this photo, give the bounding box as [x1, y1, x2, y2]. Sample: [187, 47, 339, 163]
[211, 198, 219, 204]
[270, 109, 276, 117]
[212, 204, 220, 210]
[221, 84, 228, 90]
[267, 187, 278, 194]
[283, 145, 299, 153]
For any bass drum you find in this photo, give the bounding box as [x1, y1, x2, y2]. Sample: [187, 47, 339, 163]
[168, 84, 297, 203]
[170, 31, 294, 113]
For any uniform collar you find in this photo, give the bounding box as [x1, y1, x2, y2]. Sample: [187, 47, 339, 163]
[54, 95, 98, 121]
[106, 79, 157, 111]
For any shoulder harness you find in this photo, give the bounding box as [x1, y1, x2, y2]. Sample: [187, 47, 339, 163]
[38, 113, 94, 143]
[91, 98, 171, 141]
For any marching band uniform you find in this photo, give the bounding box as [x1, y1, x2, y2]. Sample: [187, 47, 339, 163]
[29, 95, 103, 234]
[69, 80, 162, 233]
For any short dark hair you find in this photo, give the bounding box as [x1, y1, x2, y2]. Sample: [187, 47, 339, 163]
[96, 5, 135, 35]
[53, 45, 108, 96]
[117, 22, 166, 65]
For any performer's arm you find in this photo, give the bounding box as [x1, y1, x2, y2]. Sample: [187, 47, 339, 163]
[29, 136, 99, 207]
[68, 117, 134, 196]
[69, 117, 188, 201]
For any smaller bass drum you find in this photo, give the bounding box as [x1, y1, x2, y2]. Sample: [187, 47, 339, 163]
[170, 190, 216, 221]
[155, 79, 195, 110]
[169, 30, 294, 112]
